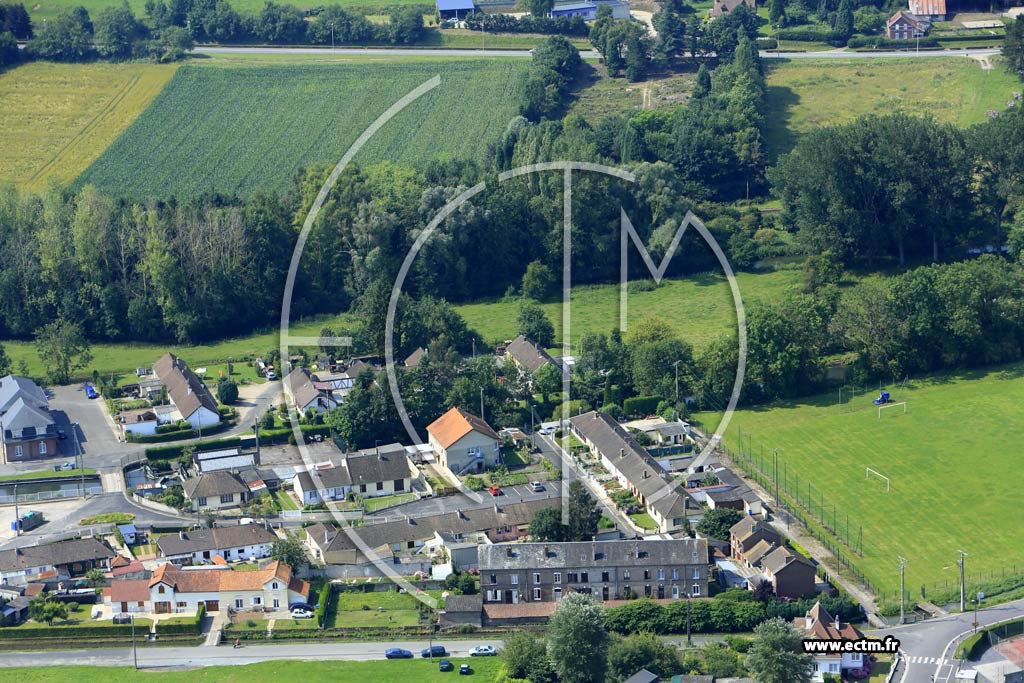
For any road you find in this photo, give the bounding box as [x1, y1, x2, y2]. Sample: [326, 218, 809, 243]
[869, 597, 1024, 683]
[194, 45, 1001, 60]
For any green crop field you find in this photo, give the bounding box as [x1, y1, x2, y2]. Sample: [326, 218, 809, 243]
[696, 362, 1024, 598]
[764, 58, 1021, 157]
[6, 660, 501, 683]
[455, 269, 801, 351]
[76, 60, 528, 198]
[27, 0, 429, 21]
[0, 61, 177, 190]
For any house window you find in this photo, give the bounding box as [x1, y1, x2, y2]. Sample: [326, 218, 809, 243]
[643, 570, 650, 580]
[623, 570, 630, 580]
[692, 584, 700, 597]
[553, 572, 561, 584]
[273, 599, 280, 608]
[252, 596, 262, 605]
[533, 588, 541, 601]
[489, 574, 497, 585]
[510, 575, 519, 585]
[671, 569, 679, 580]
[158, 585, 165, 594]
[407, 541, 415, 549]
[38, 442, 47, 455]
[272, 582, 279, 590]
[533, 573, 541, 584]
[376, 482, 384, 491]
[601, 572, 609, 583]
[14, 445, 22, 457]
[554, 588, 563, 600]
[692, 568, 701, 580]
[198, 497, 207, 506]
[394, 479, 405, 491]
[220, 494, 234, 504]
[360, 484, 366, 493]
[581, 572, 589, 582]
[657, 569, 665, 580]
[176, 601, 187, 608]
[567, 573, 578, 583]
[235, 599, 243, 609]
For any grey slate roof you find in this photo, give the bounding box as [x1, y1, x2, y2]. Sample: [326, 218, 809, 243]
[622, 669, 660, 683]
[153, 352, 219, 419]
[285, 368, 320, 409]
[156, 524, 277, 557]
[570, 411, 692, 521]
[443, 593, 482, 613]
[181, 471, 249, 500]
[345, 443, 412, 485]
[762, 546, 815, 575]
[478, 538, 708, 571]
[505, 335, 557, 374]
[0, 538, 115, 572]
[3, 397, 55, 440]
[0, 375, 48, 414]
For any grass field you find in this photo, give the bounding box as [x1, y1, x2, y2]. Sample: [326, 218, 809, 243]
[696, 362, 1024, 597]
[0, 61, 177, 189]
[0, 468, 95, 482]
[764, 58, 1021, 157]
[27, 0, 429, 20]
[5, 660, 502, 683]
[77, 60, 528, 198]
[566, 66, 699, 124]
[455, 269, 801, 351]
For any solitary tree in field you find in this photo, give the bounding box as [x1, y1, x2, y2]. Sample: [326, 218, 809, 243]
[34, 318, 93, 385]
[28, 593, 68, 626]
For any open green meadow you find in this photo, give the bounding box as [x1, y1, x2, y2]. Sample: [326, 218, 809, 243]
[5, 660, 501, 683]
[76, 59, 528, 198]
[455, 269, 801, 351]
[26, 0, 429, 21]
[0, 61, 177, 190]
[764, 58, 1021, 157]
[697, 362, 1024, 598]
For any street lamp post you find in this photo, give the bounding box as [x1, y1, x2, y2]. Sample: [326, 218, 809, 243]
[131, 614, 139, 669]
[530, 404, 537, 449]
[13, 482, 19, 536]
[672, 360, 683, 408]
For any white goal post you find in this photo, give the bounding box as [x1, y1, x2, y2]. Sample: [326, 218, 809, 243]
[878, 401, 907, 418]
[866, 467, 891, 492]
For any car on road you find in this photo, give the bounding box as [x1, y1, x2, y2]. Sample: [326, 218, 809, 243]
[266, 371, 277, 380]
[61, 462, 76, 471]
[538, 427, 553, 435]
[469, 645, 498, 657]
[488, 485, 502, 496]
[529, 481, 544, 492]
[422, 645, 448, 658]
[459, 665, 472, 675]
[291, 608, 314, 619]
[385, 648, 413, 659]
[84, 384, 98, 399]
[438, 659, 454, 672]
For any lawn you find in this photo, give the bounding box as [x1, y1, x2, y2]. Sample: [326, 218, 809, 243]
[629, 512, 658, 530]
[0, 468, 95, 482]
[455, 269, 801, 351]
[77, 59, 529, 199]
[5, 617, 153, 630]
[4, 660, 502, 683]
[274, 489, 300, 512]
[763, 58, 1022, 157]
[0, 61, 177, 189]
[695, 362, 1024, 598]
[362, 492, 417, 512]
[325, 588, 444, 629]
[27, 0, 429, 20]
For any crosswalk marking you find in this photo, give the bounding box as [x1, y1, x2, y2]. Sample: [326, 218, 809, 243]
[905, 655, 949, 665]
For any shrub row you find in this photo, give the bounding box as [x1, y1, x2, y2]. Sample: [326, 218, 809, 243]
[315, 581, 332, 628]
[622, 395, 662, 417]
[0, 624, 135, 639]
[775, 26, 837, 42]
[145, 437, 242, 460]
[846, 35, 938, 48]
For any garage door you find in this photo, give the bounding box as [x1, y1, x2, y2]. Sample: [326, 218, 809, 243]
[205, 600, 219, 612]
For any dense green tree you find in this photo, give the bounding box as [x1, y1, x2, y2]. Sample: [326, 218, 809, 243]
[607, 632, 682, 682]
[217, 378, 239, 405]
[269, 530, 308, 570]
[768, 0, 786, 27]
[93, 1, 144, 59]
[29, 6, 93, 61]
[548, 593, 609, 683]
[527, 0, 554, 17]
[528, 506, 568, 541]
[0, 3, 32, 38]
[522, 260, 555, 300]
[693, 63, 711, 99]
[502, 632, 557, 683]
[34, 318, 93, 385]
[967, 105, 1024, 253]
[566, 480, 600, 541]
[389, 6, 423, 44]
[517, 300, 556, 348]
[745, 617, 813, 683]
[252, 2, 306, 43]
[0, 342, 10, 378]
[832, 0, 853, 41]
[1005, 15, 1024, 80]
[533, 362, 562, 404]
[696, 507, 744, 540]
[28, 594, 68, 626]
[0, 30, 17, 65]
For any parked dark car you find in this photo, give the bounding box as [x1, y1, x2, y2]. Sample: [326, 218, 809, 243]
[289, 602, 314, 612]
[422, 645, 448, 658]
[439, 659, 454, 672]
[385, 648, 413, 659]
[459, 665, 472, 675]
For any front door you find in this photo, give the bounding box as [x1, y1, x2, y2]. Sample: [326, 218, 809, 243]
[155, 602, 171, 614]
[120, 601, 128, 613]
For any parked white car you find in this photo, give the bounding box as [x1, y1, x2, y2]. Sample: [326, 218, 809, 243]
[291, 608, 314, 619]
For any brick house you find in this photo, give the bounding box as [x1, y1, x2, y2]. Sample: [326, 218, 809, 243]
[886, 10, 929, 39]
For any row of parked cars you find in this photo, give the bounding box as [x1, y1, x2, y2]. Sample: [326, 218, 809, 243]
[384, 644, 498, 674]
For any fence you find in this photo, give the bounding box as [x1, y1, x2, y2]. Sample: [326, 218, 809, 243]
[0, 487, 97, 505]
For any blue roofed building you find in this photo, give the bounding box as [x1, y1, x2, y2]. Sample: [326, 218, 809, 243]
[550, 2, 597, 19]
[437, 0, 476, 20]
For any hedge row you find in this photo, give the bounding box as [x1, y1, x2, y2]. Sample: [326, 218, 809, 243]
[157, 603, 205, 635]
[0, 624, 135, 639]
[145, 436, 242, 460]
[756, 37, 779, 49]
[846, 35, 938, 48]
[622, 395, 662, 417]
[775, 26, 839, 42]
[259, 424, 333, 446]
[315, 581, 332, 628]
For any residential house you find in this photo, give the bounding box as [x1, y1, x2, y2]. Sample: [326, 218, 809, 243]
[119, 407, 164, 437]
[0, 375, 58, 464]
[623, 671, 661, 683]
[505, 335, 559, 377]
[908, 0, 946, 19]
[797, 601, 866, 681]
[142, 560, 308, 614]
[284, 367, 339, 415]
[624, 417, 693, 448]
[480, 538, 709, 604]
[710, 0, 755, 18]
[427, 407, 501, 475]
[182, 471, 250, 510]
[0, 538, 116, 585]
[760, 546, 816, 600]
[440, 593, 482, 628]
[404, 347, 427, 369]
[568, 411, 694, 533]
[117, 524, 137, 545]
[155, 524, 277, 565]
[729, 517, 782, 561]
[109, 579, 151, 614]
[292, 442, 415, 505]
[886, 10, 929, 39]
[153, 353, 221, 430]
[193, 448, 256, 474]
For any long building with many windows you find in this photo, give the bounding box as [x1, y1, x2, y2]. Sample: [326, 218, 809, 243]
[479, 538, 709, 604]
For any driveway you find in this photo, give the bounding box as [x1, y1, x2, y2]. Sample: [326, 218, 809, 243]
[47, 384, 145, 468]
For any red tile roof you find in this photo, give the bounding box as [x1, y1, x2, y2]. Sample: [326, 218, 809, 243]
[427, 407, 499, 449]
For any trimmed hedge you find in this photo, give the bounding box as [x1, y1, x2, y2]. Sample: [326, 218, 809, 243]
[623, 395, 662, 418]
[957, 632, 985, 660]
[756, 37, 779, 49]
[776, 26, 836, 42]
[259, 424, 333, 446]
[846, 35, 938, 48]
[315, 581, 332, 628]
[0, 623, 135, 639]
[145, 436, 242, 460]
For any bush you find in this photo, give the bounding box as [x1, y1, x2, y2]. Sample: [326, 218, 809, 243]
[846, 35, 938, 48]
[755, 36, 778, 49]
[465, 476, 485, 491]
[622, 395, 662, 418]
[775, 26, 836, 41]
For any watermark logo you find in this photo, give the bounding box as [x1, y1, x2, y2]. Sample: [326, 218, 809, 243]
[279, 79, 746, 609]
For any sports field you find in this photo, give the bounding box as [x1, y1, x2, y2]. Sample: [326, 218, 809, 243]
[764, 58, 1021, 157]
[76, 60, 528, 198]
[699, 362, 1024, 598]
[455, 269, 801, 352]
[0, 61, 177, 190]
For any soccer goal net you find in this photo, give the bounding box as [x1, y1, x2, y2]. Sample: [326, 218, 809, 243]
[866, 467, 890, 492]
[878, 401, 907, 419]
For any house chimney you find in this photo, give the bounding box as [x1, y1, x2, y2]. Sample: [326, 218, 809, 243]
[179, 530, 185, 540]
[620, 448, 625, 458]
[642, 470, 649, 479]
[805, 614, 813, 630]
[835, 616, 841, 631]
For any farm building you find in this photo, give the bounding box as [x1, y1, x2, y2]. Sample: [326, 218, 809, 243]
[437, 0, 476, 20]
[551, 2, 597, 19]
[908, 0, 946, 19]
[886, 10, 930, 39]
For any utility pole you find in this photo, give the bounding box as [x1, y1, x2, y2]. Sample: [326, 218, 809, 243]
[686, 593, 692, 647]
[13, 482, 19, 536]
[672, 360, 682, 408]
[131, 614, 138, 669]
[479, 387, 484, 420]
[958, 550, 968, 613]
[898, 556, 907, 624]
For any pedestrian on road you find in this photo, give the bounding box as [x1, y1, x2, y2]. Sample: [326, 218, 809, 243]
[234, 638, 241, 649]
